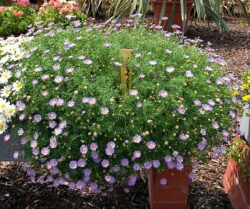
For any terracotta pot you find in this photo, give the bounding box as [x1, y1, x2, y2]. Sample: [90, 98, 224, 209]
[223, 136, 250, 209]
[148, 164, 191, 209]
[150, 0, 194, 32]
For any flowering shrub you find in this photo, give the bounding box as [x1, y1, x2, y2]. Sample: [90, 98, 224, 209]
[0, 1, 35, 37]
[0, 35, 33, 134]
[36, 0, 85, 26]
[2, 24, 241, 191]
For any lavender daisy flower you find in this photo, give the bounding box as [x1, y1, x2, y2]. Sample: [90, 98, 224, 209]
[164, 155, 172, 163]
[49, 98, 57, 107]
[18, 128, 24, 136]
[33, 114, 42, 123]
[177, 106, 186, 114]
[185, 70, 194, 78]
[136, 101, 142, 108]
[176, 162, 184, 171]
[205, 66, 213, 71]
[50, 138, 57, 149]
[152, 160, 160, 168]
[16, 101, 25, 111]
[146, 140, 156, 150]
[128, 175, 137, 186]
[101, 159, 110, 168]
[49, 120, 57, 129]
[53, 64, 60, 71]
[176, 155, 183, 163]
[129, 89, 138, 96]
[161, 16, 168, 21]
[90, 143, 98, 151]
[101, 107, 109, 115]
[144, 161, 152, 170]
[133, 135, 142, 143]
[41, 147, 50, 156]
[91, 151, 99, 160]
[89, 182, 98, 191]
[88, 97, 96, 105]
[167, 161, 175, 169]
[69, 161, 78, 170]
[21, 137, 28, 145]
[68, 182, 75, 190]
[194, 99, 201, 106]
[80, 144, 88, 155]
[171, 24, 181, 29]
[83, 59, 93, 65]
[78, 159, 86, 168]
[82, 97, 89, 103]
[200, 128, 206, 136]
[48, 112, 57, 120]
[132, 150, 141, 159]
[54, 76, 64, 83]
[30, 140, 38, 148]
[160, 178, 167, 185]
[179, 133, 189, 141]
[197, 138, 207, 150]
[202, 104, 213, 111]
[76, 180, 86, 190]
[72, 20, 81, 27]
[159, 90, 168, 97]
[105, 147, 115, 156]
[105, 175, 116, 184]
[56, 98, 64, 106]
[54, 127, 62, 136]
[121, 158, 129, 167]
[59, 120, 67, 129]
[188, 172, 196, 181]
[133, 163, 141, 171]
[212, 121, 219, 129]
[4, 134, 10, 142]
[19, 113, 25, 121]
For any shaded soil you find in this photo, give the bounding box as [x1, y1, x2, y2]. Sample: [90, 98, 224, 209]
[0, 155, 232, 209]
[1, 17, 249, 209]
[187, 17, 250, 77]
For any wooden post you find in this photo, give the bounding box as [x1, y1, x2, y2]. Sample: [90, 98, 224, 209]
[120, 49, 133, 95]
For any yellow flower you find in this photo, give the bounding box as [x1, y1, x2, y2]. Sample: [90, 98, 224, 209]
[242, 84, 249, 89]
[242, 95, 250, 101]
[231, 90, 239, 96]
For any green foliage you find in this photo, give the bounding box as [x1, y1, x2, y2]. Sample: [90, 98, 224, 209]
[0, 5, 35, 37]
[5, 25, 240, 188]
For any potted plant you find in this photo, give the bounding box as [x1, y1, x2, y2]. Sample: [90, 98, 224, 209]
[0, 23, 241, 208]
[224, 136, 250, 209]
[223, 73, 250, 209]
[150, 0, 194, 32]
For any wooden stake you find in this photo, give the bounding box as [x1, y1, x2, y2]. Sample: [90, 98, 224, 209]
[120, 49, 133, 95]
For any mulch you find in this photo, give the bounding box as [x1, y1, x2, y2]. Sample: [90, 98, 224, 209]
[0, 17, 249, 209]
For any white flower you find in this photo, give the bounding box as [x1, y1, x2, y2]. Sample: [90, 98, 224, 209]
[149, 60, 157, 65]
[0, 70, 12, 84]
[165, 66, 175, 73]
[0, 85, 12, 98]
[12, 81, 23, 91]
[0, 98, 9, 113]
[0, 119, 7, 134]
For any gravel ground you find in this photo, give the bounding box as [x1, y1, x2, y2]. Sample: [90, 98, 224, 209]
[1, 17, 249, 209]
